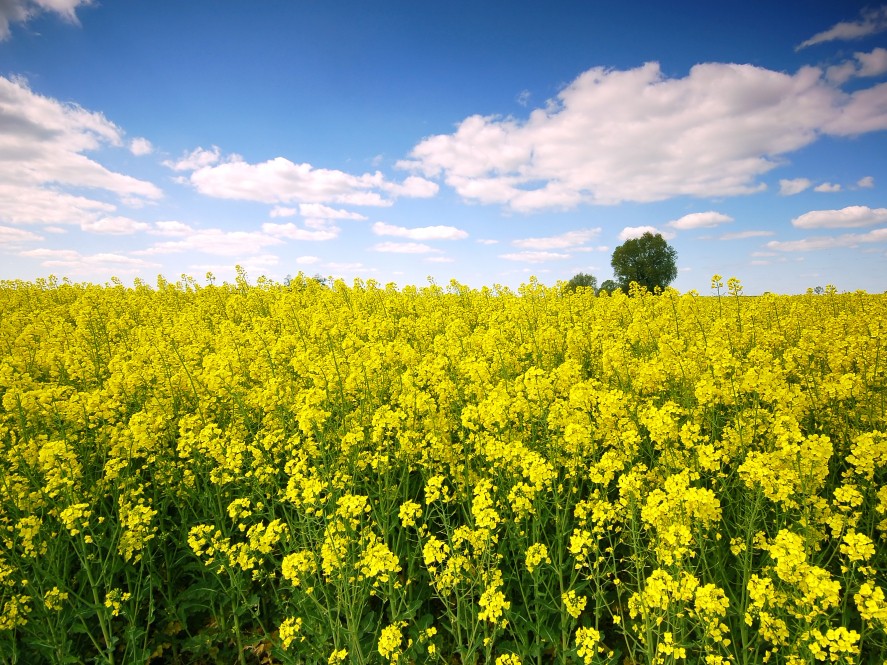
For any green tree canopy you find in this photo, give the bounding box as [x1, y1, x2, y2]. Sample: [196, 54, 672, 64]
[564, 272, 598, 293]
[598, 279, 619, 294]
[610, 232, 678, 292]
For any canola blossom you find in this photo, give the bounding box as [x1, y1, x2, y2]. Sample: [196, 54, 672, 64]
[0, 272, 885, 664]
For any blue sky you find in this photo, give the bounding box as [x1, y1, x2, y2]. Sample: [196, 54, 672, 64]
[1, 1, 886, 293]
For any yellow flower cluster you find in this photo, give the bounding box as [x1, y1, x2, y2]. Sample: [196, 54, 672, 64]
[377, 620, 407, 663]
[524, 542, 550, 573]
[478, 568, 510, 627]
[278, 615, 303, 649]
[104, 588, 132, 618]
[562, 589, 587, 619]
[0, 274, 885, 662]
[58, 503, 92, 537]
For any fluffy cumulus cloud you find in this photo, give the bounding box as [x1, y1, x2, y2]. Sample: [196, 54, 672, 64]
[372, 242, 440, 254]
[814, 182, 841, 193]
[80, 216, 151, 235]
[399, 61, 887, 211]
[797, 6, 887, 50]
[262, 221, 339, 241]
[827, 48, 887, 84]
[167, 147, 438, 208]
[0, 225, 42, 246]
[768, 228, 887, 252]
[0, 183, 115, 225]
[779, 178, 813, 195]
[19, 248, 160, 275]
[499, 251, 571, 263]
[188, 254, 279, 278]
[151, 221, 192, 237]
[792, 205, 887, 229]
[372, 222, 468, 240]
[719, 230, 774, 240]
[0, 0, 91, 40]
[857, 47, 887, 76]
[298, 203, 367, 220]
[164, 146, 222, 172]
[136, 225, 284, 257]
[270, 206, 297, 218]
[619, 226, 675, 242]
[667, 211, 733, 230]
[498, 228, 605, 264]
[0, 76, 162, 232]
[858, 176, 875, 188]
[129, 137, 153, 156]
[511, 228, 601, 250]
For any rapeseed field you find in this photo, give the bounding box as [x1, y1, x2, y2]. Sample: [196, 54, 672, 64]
[0, 272, 885, 664]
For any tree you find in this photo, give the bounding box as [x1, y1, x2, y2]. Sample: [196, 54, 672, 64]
[610, 232, 678, 292]
[598, 279, 619, 294]
[564, 272, 598, 293]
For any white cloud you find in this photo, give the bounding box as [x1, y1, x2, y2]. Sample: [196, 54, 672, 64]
[261, 222, 339, 241]
[0, 76, 161, 232]
[372, 221, 468, 240]
[164, 146, 221, 172]
[384, 175, 439, 198]
[0, 77, 156, 195]
[499, 251, 571, 263]
[828, 48, 887, 84]
[399, 62, 887, 211]
[476, 238, 499, 245]
[152, 220, 192, 237]
[169, 149, 437, 207]
[20, 248, 161, 275]
[719, 230, 775, 240]
[270, 206, 297, 218]
[298, 203, 367, 220]
[189, 254, 280, 278]
[80, 216, 150, 235]
[797, 7, 887, 49]
[618, 226, 676, 242]
[814, 182, 842, 192]
[826, 61, 859, 85]
[22, 248, 79, 261]
[857, 47, 887, 77]
[779, 178, 813, 195]
[0, 0, 91, 40]
[512, 228, 601, 250]
[667, 211, 733, 230]
[0, 224, 42, 246]
[295, 255, 321, 265]
[426, 256, 455, 263]
[129, 137, 153, 156]
[303, 218, 331, 231]
[792, 205, 887, 229]
[372, 242, 440, 254]
[137, 228, 284, 257]
[768, 228, 887, 252]
[0, 183, 115, 225]
[825, 81, 887, 135]
[857, 176, 875, 188]
[516, 90, 531, 107]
